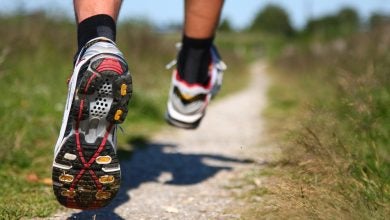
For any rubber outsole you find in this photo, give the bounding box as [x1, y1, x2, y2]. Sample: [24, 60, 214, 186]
[165, 112, 202, 130]
[52, 55, 132, 210]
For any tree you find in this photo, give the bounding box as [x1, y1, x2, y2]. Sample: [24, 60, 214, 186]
[249, 4, 294, 37]
[219, 18, 233, 32]
[337, 8, 359, 32]
[369, 13, 390, 28]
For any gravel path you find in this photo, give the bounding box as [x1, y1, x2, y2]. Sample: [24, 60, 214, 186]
[50, 61, 270, 220]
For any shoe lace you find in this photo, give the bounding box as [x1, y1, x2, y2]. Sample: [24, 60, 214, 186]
[165, 42, 182, 70]
[118, 125, 125, 134]
[215, 59, 227, 71]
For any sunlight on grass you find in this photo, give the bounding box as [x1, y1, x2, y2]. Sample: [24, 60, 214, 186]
[0, 13, 249, 218]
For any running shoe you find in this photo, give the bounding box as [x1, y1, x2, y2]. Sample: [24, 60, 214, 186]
[165, 45, 226, 129]
[52, 37, 132, 209]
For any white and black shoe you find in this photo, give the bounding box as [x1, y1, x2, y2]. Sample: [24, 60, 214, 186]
[52, 37, 132, 209]
[166, 46, 226, 129]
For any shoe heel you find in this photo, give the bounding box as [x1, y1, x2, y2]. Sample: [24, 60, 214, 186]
[72, 56, 133, 124]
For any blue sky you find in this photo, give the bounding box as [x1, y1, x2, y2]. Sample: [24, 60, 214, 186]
[1, 0, 389, 29]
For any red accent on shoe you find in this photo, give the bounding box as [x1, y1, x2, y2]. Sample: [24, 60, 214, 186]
[84, 74, 97, 93]
[96, 58, 123, 74]
[66, 81, 114, 208]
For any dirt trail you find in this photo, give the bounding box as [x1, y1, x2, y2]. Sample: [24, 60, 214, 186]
[50, 61, 271, 220]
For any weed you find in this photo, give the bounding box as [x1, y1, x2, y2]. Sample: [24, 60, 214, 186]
[240, 23, 390, 219]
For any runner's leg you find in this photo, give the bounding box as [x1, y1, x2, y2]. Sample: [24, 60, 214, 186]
[178, 0, 225, 84]
[184, 0, 224, 38]
[52, 0, 131, 209]
[74, 0, 122, 51]
[165, 0, 226, 129]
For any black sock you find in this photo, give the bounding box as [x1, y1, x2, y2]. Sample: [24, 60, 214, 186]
[178, 35, 214, 85]
[77, 14, 116, 51]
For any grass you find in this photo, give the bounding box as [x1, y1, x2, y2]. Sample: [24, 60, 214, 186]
[0, 13, 249, 218]
[237, 25, 390, 219]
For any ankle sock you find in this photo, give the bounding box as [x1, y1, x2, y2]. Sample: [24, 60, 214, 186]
[178, 35, 214, 85]
[77, 14, 116, 51]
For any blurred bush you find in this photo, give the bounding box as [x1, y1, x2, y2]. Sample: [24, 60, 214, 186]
[370, 12, 390, 29]
[303, 7, 360, 40]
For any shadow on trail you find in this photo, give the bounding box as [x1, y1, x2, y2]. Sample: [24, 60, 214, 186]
[67, 141, 253, 219]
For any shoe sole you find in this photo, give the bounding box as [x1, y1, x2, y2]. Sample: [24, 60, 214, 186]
[165, 112, 202, 129]
[52, 54, 132, 210]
